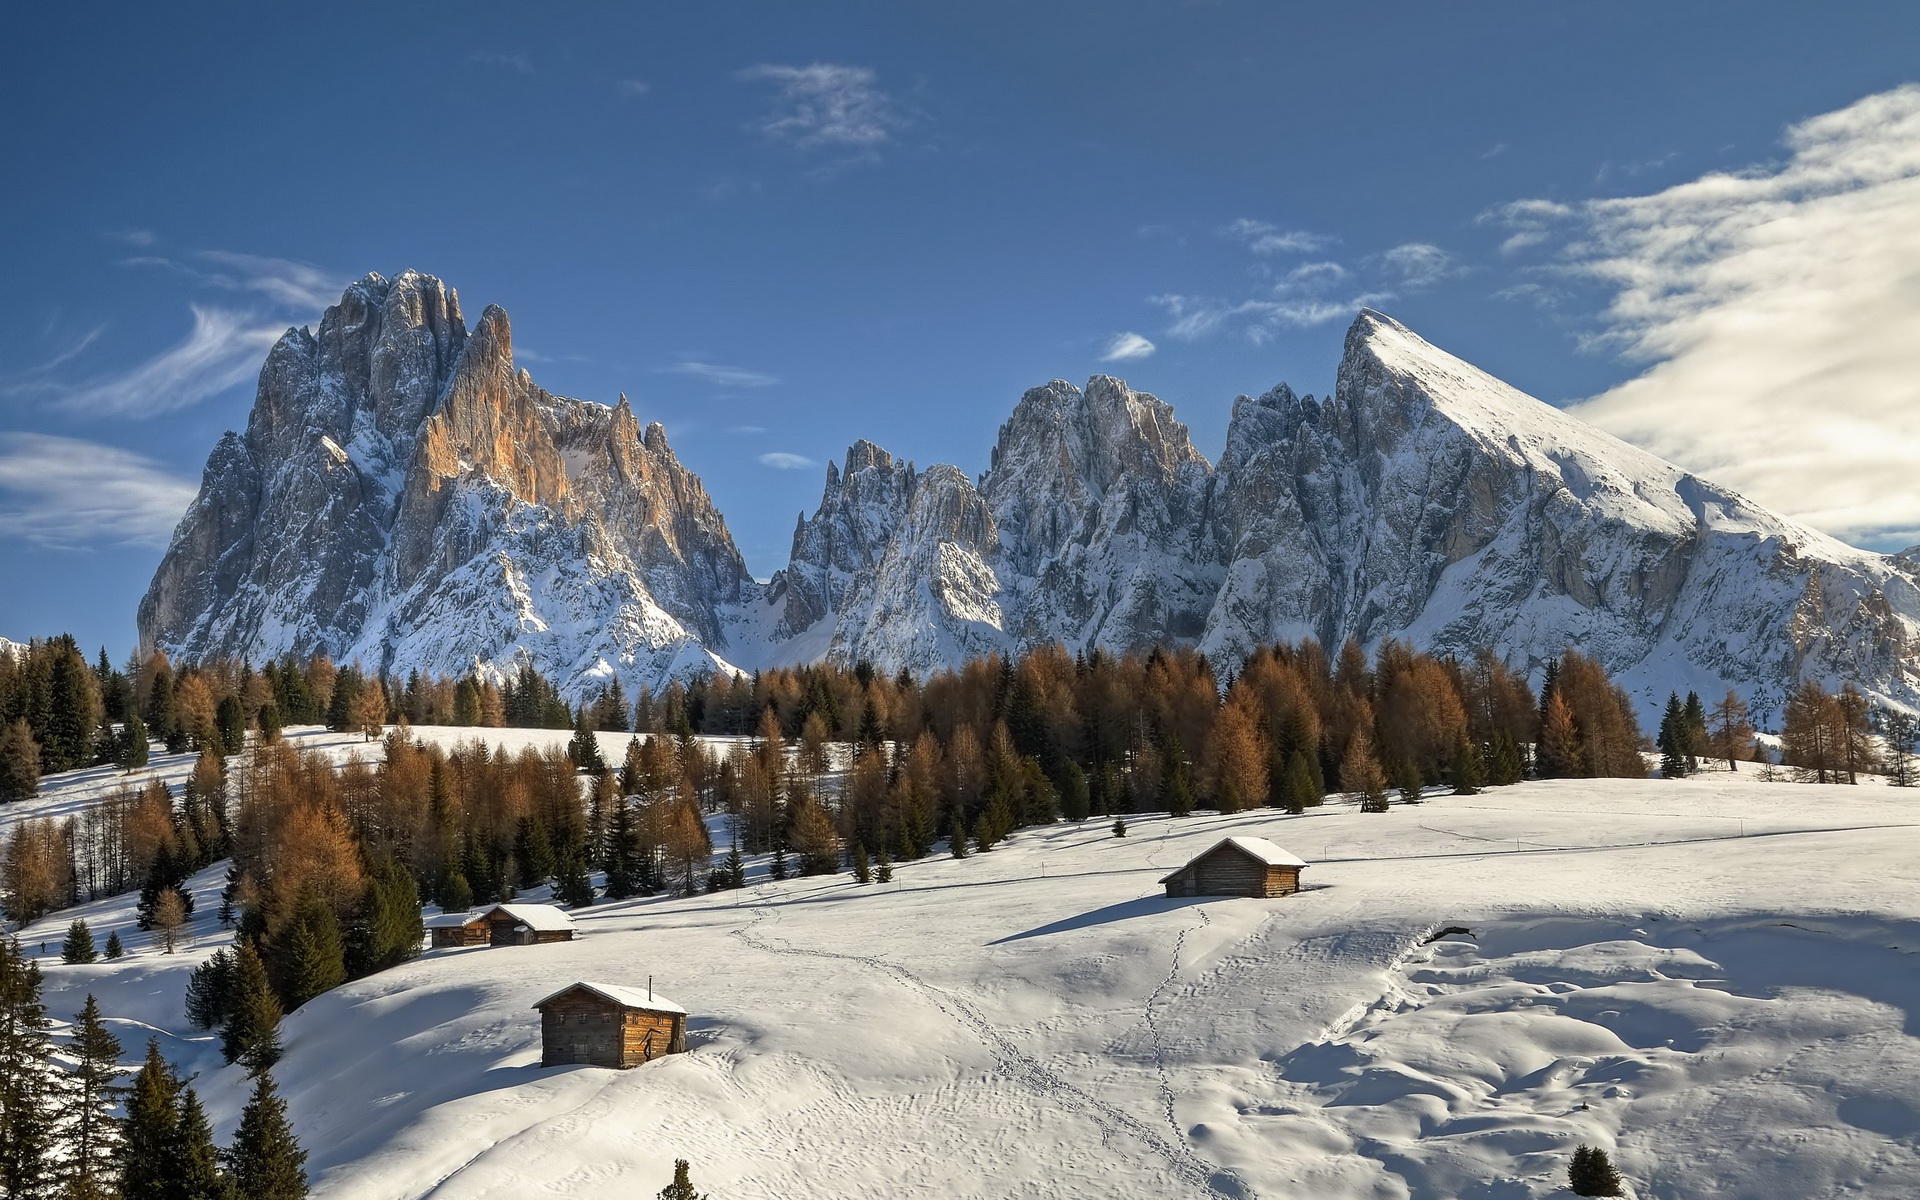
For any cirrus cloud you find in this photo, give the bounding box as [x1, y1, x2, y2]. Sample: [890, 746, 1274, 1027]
[759, 452, 819, 470]
[1099, 332, 1156, 362]
[0, 432, 197, 548]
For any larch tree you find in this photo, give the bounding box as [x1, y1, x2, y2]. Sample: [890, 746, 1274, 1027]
[1708, 689, 1755, 770]
[1341, 725, 1390, 814]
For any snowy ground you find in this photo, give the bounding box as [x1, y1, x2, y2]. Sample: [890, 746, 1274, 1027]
[10, 730, 1920, 1199]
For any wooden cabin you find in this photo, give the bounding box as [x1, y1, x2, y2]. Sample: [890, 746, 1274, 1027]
[426, 904, 577, 948]
[534, 982, 688, 1069]
[1160, 836, 1307, 898]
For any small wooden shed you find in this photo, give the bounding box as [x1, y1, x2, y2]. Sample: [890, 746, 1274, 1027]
[1160, 836, 1307, 898]
[426, 904, 577, 948]
[534, 982, 688, 1069]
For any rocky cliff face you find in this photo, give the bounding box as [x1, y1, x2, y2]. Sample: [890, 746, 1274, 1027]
[139, 271, 752, 695]
[145, 280, 1920, 714]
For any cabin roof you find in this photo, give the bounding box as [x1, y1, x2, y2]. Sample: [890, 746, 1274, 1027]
[487, 903, 577, 931]
[533, 981, 687, 1016]
[424, 909, 486, 929]
[1158, 836, 1308, 882]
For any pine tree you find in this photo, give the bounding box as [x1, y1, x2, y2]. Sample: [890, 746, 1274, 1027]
[1394, 755, 1423, 805]
[221, 943, 283, 1073]
[1683, 690, 1708, 771]
[0, 719, 42, 803]
[276, 892, 346, 1010]
[120, 711, 150, 772]
[657, 1159, 709, 1200]
[1281, 751, 1318, 814]
[186, 948, 237, 1030]
[945, 811, 969, 859]
[223, 1072, 307, 1200]
[568, 709, 605, 774]
[1568, 1144, 1624, 1196]
[441, 870, 474, 913]
[59, 994, 127, 1200]
[1060, 760, 1090, 821]
[0, 939, 58, 1199]
[875, 842, 893, 884]
[557, 853, 596, 907]
[1450, 738, 1483, 795]
[1111, 815, 1127, 837]
[770, 845, 791, 879]
[62, 918, 98, 965]
[103, 931, 124, 960]
[123, 1039, 182, 1200]
[173, 1086, 230, 1200]
[1658, 692, 1690, 778]
[851, 840, 871, 883]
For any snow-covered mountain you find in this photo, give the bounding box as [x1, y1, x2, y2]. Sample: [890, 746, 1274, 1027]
[142, 276, 1920, 713]
[139, 271, 752, 693]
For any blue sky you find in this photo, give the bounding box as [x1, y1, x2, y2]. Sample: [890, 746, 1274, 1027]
[4, 2, 1919, 659]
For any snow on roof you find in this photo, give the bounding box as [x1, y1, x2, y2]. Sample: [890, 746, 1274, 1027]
[488, 903, 576, 931]
[1159, 836, 1308, 882]
[424, 910, 486, 929]
[533, 981, 687, 1016]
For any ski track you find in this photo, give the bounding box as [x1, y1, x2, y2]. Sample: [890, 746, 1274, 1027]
[730, 894, 1252, 1200]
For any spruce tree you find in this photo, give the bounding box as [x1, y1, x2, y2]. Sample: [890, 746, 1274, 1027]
[1111, 815, 1127, 837]
[875, 842, 893, 884]
[223, 1072, 307, 1200]
[851, 840, 871, 883]
[103, 931, 124, 960]
[1568, 1144, 1624, 1196]
[276, 892, 346, 1010]
[123, 1039, 182, 1200]
[0, 939, 57, 1199]
[186, 948, 237, 1030]
[1282, 751, 1319, 814]
[121, 712, 150, 772]
[0, 718, 42, 803]
[1450, 738, 1483, 795]
[1394, 755, 1423, 805]
[62, 918, 98, 965]
[174, 1087, 230, 1200]
[221, 943, 283, 1073]
[568, 709, 605, 773]
[1658, 692, 1690, 778]
[1683, 690, 1708, 771]
[770, 845, 791, 879]
[59, 994, 127, 1200]
[657, 1159, 709, 1200]
[441, 870, 474, 913]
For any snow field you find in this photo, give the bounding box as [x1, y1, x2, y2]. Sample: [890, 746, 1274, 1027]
[9, 728, 1920, 1199]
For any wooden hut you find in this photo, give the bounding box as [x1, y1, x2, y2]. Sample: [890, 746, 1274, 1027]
[426, 904, 577, 948]
[1160, 837, 1307, 898]
[534, 982, 688, 1069]
[425, 910, 490, 948]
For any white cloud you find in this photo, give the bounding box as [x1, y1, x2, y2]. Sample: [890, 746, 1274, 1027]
[469, 51, 533, 74]
[1221, 218, 1333, 255]
[1377, 242, 1456, 288]
[759, 452, 818, 470]
[1151, 294, 1365, 342]
[1099, 332, 1156, 362]
[663, 361, 780, 388]
[738, 63, 905, 151]
[1477, 198, 1576, 257]
[122, 251, 346, 311]
[51, 306, 283, 417]
[729, 424, 768, 435]
[0, 432, 197, 548]
[1562, 84, 1920, 548]
[615, 79, 650, 97]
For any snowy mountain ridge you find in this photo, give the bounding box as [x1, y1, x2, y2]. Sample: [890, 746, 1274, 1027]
[141, 276, 1920, 716]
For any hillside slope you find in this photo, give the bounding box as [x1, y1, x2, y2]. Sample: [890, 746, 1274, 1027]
[16, 739, 1920, 1200]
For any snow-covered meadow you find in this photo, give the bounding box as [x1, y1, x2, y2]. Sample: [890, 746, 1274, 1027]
[10, 726, 1920, 1199]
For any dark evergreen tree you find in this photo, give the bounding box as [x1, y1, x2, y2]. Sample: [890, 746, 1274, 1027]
[1281, 751, 1318, 815]
[0, 939, 57, 1199]
[1683, 690, 1708, 771]
[347, 868, 424, 977]
[769, 845, 791, 879]
[223, 1072, 307, 1200]
[256, 700, 283, 742]
[324, 666, 361, 733]
[59, 994, 127, 1200]
[875, 841, 893, 884]
[62, 918, 98, 965]
[1060, 760, 1090, 821]
[275, 892, 346, 1010]
[215, 693, 247, 756]
[513, 816, 555, 890]
[1112, 815, 1128, 837]
[221, 943, 283, 1073]
[186, 948, 237, 1030]
[121, 711, 150, 771]
[174, 1086, 231, 1200]
[103, 931, 124, 960]
[441, 870, 474, 913]
[1394, 755, 1424, 805]
[123, 1039, 182, 1200]
[556, 853, 596, 908]
[1568, 1144, 1624, 1197]
[1449, 738, 1483, 795]
[1161, 738, 1195, 817]
[1657, 692, 1690, 778]
[567, 708, 606, 773]
[850, 839, 871, 883]
[657, 1159, 709, 1200]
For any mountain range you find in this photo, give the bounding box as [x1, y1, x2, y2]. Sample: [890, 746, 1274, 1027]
[138, 270, 1920, 718]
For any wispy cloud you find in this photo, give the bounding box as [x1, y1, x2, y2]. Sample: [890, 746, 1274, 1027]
[104, 228, 156, 247]
[469, 50, 533, 75]
[1098, 332, 1156, 362]
[758, 452, 818, 470]
[23, 324, 108, 375]
[729, 424, 768, 435]
[1376, 242, 1457, 288]
[41, 306, 283, 417]
[1555, 84, 1920, 547]
[615, 79, 650, 97]
[737, 63, 905, 152]
[663, 361, 780, 388]
[0, 432, 197, 549]
[1476, 197, 1575, 255]
[123, 250, 347, 311]
[1221, 218, 1334, 255]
